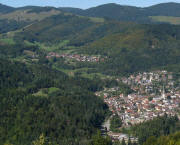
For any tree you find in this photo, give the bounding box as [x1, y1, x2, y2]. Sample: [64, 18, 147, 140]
[110, 114, 122, 132]
[121, 138, 126, 145]
[148, 97, 153, 101]
[92, 131, 112, 145]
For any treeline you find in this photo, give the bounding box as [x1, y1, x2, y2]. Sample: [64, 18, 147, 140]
[130, 115, 180, 144]
[0, 59, 109, 145]
[0, 42, 39, 58]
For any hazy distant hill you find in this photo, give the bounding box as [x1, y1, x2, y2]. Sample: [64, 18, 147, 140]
[0, 5, 62, 33]
[59, 2, 180, 24]
[0, 3, 14, 13]
[59, 7, 84, 14]
[1, 2, 180, 26]
[59, 3, 146, 22]
[146, 2, 180, 16]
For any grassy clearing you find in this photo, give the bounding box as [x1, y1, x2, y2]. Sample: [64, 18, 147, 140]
[78, 15, 104, 23]
[54, 65, 109, 79]
[81, 72, 108, 79]
[0, 38, 15, 45]
[33, 87, 60, 97]
[89, 17, 105, 23]
[150, 16, 180, 25]
[10, 56, 26, 61]
[34, 40, 75, 53]
[52, 66, 75, 76]
[48, 87, 60, 94]
[23, 40, 35, 46]
[24, 40, 77, 54]
[33, 89, 48, 97]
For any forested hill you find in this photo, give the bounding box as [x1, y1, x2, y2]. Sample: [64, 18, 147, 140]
[82, 24, 180, 75]
[59, 2, 180, 23]
[0, 58, 108, 145]
[146, 2, 180, 16]
[13, 11, 180, 75]
[144, 132, 180, 145]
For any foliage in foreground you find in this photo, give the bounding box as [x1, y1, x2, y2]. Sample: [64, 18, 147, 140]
[144, 131, 180, 145]
[130, 115, 180, 144]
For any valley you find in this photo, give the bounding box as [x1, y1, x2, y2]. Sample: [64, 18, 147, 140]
[1, 2, 180, 145]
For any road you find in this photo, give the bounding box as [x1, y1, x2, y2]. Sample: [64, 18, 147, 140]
[102, 116, 112, 131]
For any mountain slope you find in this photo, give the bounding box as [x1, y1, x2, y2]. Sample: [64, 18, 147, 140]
[14, 13, 101, 43]
[82, 24, 180, 75]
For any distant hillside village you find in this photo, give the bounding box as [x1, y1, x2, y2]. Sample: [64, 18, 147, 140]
[46, 52, 105, 62]
[96, 70, 180, 141]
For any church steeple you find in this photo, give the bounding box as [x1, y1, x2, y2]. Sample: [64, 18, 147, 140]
[161, 85, 166, 99]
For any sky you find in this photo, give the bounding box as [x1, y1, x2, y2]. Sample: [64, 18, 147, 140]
[1, 0, 180, 9]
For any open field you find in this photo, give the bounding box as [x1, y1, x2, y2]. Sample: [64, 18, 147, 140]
[150, 16, 180, 25]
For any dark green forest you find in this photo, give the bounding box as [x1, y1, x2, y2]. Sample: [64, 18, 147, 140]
[0, 59, 109, 145]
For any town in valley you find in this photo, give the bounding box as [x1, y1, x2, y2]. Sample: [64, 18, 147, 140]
[96, 70, 180, 142]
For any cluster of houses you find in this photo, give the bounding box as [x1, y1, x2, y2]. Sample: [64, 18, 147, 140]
[96, 70, 180, 141]
[104, 91, 180, 126]
[46, 52, 103, 62]
[107, 132, 138, 143]
[120, 71, 175, 94]
[100, 71, 180, 125]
